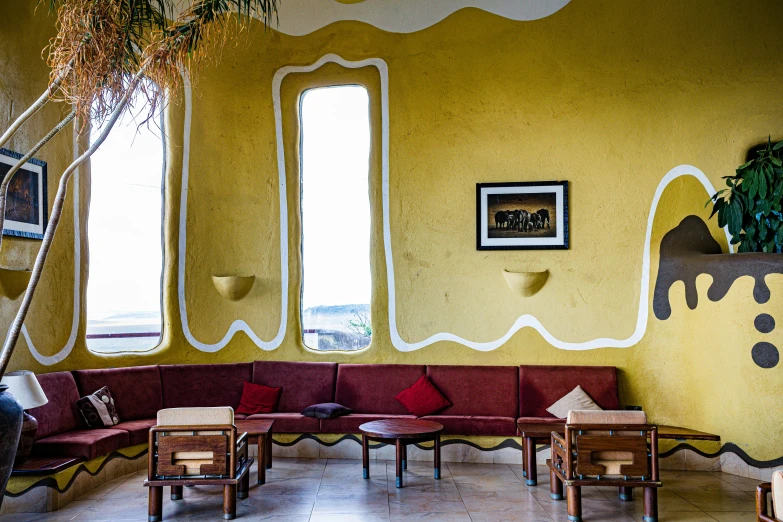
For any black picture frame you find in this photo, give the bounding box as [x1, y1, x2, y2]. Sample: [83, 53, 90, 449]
[476, 181, 569, 250]
[0, 148, 48, 240]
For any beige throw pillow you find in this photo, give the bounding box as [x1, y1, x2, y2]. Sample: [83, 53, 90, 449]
[546, 385, 602, 419]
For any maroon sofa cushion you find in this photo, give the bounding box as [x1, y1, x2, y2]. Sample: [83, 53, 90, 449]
[426, 365, 518, 418]
[518, 365, 619, 418]
[320, 413, 417, 434]
[252, 361, 337, 413]
[112, 419, 157, 446]
[244, 413, 320, 433]
[335, 364, 425, 414]
[28, 372, 81, 439]
[421, 415, 517, 437]
[32, 429, 130, 461]
[72, 366, 162, 421]
[159, 363, 252, 409]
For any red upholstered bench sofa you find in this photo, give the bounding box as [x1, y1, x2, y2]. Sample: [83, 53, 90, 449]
[26, 362, 620, 475]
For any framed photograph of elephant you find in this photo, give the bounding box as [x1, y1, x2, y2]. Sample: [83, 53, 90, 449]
[476, 181, 568, 250]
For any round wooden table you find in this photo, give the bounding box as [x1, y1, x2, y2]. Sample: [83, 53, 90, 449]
[359, 419, 443, 488]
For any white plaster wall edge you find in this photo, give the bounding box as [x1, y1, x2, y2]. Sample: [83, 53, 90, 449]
[272, 0, 570, 36]
[177, 71, 288, 352]
[20, 122, 80, 365]
[389, 166, 734, 352]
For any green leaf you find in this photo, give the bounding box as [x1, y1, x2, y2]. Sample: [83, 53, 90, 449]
[708, 198, 724, 219]
[758, 169, 768, 199]
[774, 140, 783, 151]
[738, 159, 754, 170]
[727, 200, 743, 236]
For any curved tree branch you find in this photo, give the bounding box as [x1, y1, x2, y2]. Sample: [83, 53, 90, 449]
[0, 70, 69, 151]
[0, 110, 75, 252]
[0, 74, 141, 378]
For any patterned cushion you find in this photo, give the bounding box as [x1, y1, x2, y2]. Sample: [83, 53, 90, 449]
[76, 387, 119, 428]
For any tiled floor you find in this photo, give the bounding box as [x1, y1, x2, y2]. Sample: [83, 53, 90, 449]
[0, 458, 761, 521]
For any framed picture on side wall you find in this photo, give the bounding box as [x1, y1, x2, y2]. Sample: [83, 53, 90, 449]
[476, 181, 568, 250]
[0, 148, 48, 239]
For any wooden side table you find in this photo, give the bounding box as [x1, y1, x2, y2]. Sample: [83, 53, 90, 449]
[235, 419, 274, 485]
[359, 419, 443, 488]
[517, 421, 720, 486]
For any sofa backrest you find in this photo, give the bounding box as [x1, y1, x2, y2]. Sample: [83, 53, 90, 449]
[72, 365, 162, 421]
[335, 364, 425, 414]
[426, 365, 518, 418]
[519, 365, 619, 417]
[159, 363, 252, 409]
[28, 371, 81, 439]
[252, 361, 336, 413]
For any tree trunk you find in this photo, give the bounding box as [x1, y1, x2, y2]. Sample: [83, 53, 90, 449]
[0, 112, 75, 250]
[0, 71, 69, 151]
[0, 76, 140, 378]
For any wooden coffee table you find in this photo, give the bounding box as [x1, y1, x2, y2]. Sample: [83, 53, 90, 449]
[359, 419, 443, 488]
[235, 420, 274, 485]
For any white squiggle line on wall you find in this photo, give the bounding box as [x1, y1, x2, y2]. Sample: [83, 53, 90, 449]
[21, 124, 81, 365]
[388, 166, 734, 352]
[274, 0, 570, 36]
[177, 72, 288, 351]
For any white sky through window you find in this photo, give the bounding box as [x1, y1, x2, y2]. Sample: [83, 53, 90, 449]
[301, 85, 372, 312]
[86, 91, 163, 350]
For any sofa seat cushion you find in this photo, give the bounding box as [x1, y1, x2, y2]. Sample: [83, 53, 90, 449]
[335, 365, 425, 414]
[28, 372, 81, 440]
[252, 361, 337, 413]
[426, 365, 518, 418]
[244, 413, 320, 433]
[32, 429, 130, 460]
[320, 414, 417, 434]
[160, 363, 252, 409]
[421, 415, 517, 437]
[72, 366, 162, 421]
[112, 419, 157, 446]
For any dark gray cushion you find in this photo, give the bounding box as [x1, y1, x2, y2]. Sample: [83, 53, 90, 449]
[302, 403, 352, 419]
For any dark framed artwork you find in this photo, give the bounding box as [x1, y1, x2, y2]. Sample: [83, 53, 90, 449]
[476, 181, 569, 250]
[0, 148, 48, 239]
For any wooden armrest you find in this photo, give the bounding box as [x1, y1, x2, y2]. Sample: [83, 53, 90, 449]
[551, 432, 567, 448]
[757, 483, 776, 521]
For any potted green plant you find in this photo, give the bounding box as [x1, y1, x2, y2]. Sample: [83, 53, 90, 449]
[708, 138, 783, 252]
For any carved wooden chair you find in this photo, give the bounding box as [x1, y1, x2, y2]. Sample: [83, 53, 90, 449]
[144, 407, 253, 521]
[757, 470, 782, 521]
[547, 410, 661, 522]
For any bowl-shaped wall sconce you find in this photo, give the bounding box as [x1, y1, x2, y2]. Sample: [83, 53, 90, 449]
[502, 269, 549, 298]
[212, 275, 255, 301]
[0, 268, 32, 300]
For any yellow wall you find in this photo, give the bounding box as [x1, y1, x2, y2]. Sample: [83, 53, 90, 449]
[1, 0, 782, 461]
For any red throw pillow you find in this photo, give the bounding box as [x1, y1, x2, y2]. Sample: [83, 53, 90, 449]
[395, 376, 451, 417]
[236, 382, 281, 415]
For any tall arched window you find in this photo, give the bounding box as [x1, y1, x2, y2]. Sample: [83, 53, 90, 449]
[86, 91, 164, 353]
[300, 85, 372, 351]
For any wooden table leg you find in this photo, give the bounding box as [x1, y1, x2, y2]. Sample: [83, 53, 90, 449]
[265, 432, 273, 469]
[643, 487, 658, 522]
[550, 468, 563, 500]
[521, 437, 527, 477]
[148, 486, 163, 522]
[395, 439, 403, 488]
[619, 486, 633, 501]
[362, 433, 370, 479]
[257, 434, 266, 485]
[223, 484, 237, 520]
[402, 442, 407, 470]
[523, 436, 537, 486]
[567, 485, 582, 522]
[238, 471, 249, 500]
[434, 435, 441, 480]
[170, 485, 183, 500]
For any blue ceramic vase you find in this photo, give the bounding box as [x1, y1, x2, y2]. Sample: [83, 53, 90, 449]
[0, 384, 23, 510]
